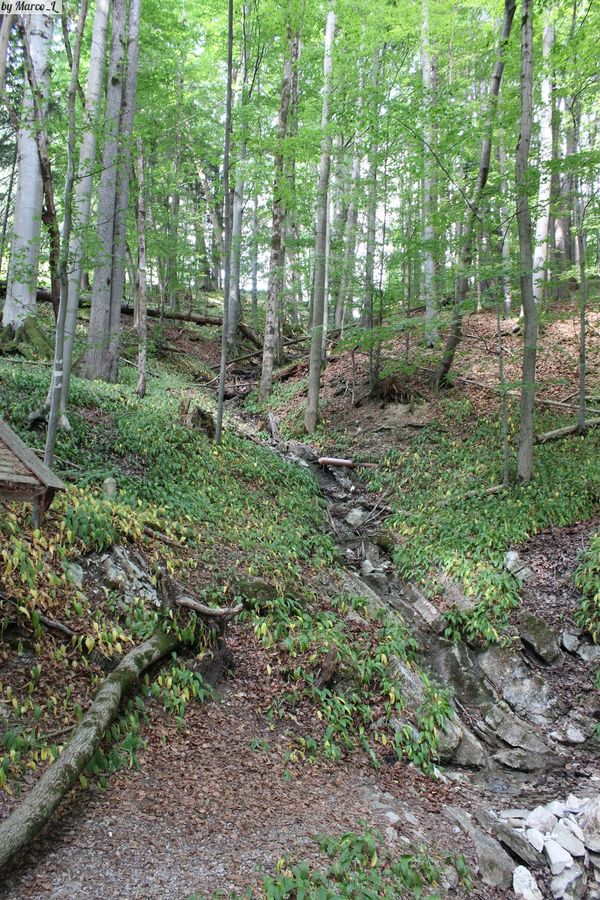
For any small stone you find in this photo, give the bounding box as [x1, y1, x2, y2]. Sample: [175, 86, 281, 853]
[552, 822, 585, 857]
[526, 828, 545, 853]
[102, 476, 117, 499]
[345, 507, 368, 527]
[65, 562, 84, 587]
[566, 794, 585, 814]
[500, 809, 531, 821]
[385, 810, 401, 826]
[544, 838, 574, 875]
[360, 559, 376, 576]
[526, 805, 558, 832]
[513, 865, 543, 900]
[577, 643, 600, 663]
[547, 800, 566, 818]
[550, 861, 587, 899]
[561, 629, 581, 653]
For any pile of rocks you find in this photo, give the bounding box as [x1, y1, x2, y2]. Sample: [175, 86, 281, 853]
[498, 794, 600, 899]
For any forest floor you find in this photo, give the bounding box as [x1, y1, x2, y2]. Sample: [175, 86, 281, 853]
[1, 299, 600, 898]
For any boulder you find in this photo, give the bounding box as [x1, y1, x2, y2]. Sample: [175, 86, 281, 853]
[513, 866, 543, 900]
[475, 809, 544, 868]
[493, 748, 562, 773]
[519, 613, 562, 664]
[345, 507, 369, 528]
[550, 861, 587, 899]
[526, 806, 559, 833]
[484, 703, 550, 753]
[426, 641, 494, 706]
[478, 646, 562, 725]
[443, 806, 515, 889]
[552, 822, 585, 858]
[544, 838, 574, 876]
[578, 797, 600, 851]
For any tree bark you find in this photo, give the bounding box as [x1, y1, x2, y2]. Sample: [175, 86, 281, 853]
[78, 0, 127, 382]
[259, 26, 299, 400]
[433, 0, 516, 388]
[516, 0, 536, 485]
[422, 0, 438, 345]
[531, 23, 554, 307]
[107, 0, 142, 384]
[59, 0, 111, 418]
[2, 15, 53, 333]
[0, 13, 14, 97]
[304, 10, 336, 433]
[135, 141, 148, 398]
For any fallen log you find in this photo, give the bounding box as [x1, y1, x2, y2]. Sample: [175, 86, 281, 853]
[120, 305, 262, 349]
[0, 626, 178, 872]
[318, 457, 379, 470]
[0, 577, 242, 872]
[272, 359, 310, 383]
[535, 417, 600, 445]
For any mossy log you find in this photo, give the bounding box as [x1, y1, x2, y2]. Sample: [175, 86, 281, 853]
[120, 304, 262, 349]
[0, 627, 178, 872]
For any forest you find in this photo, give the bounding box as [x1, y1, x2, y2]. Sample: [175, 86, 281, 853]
[0, 0, 599, 896]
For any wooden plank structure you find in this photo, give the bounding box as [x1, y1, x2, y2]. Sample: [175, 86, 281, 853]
[0, 418, 65, 521]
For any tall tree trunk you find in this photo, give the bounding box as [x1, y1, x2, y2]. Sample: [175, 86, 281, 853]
[362, 47, 381, 336]
[516, 0, 536, 485]
[531, 23, 554, 307]
[2, 15, 53, 334]
[259, 26, 299, 400]
[250, 193, 259, 327]
[422, 0, 438, 345]
[45, 0, 88, 465]
[107, 0, 142, 383]
[498, 138, 512, 316]
[215, 0, 234, 444]
[135, 141, 148, 399]
[226, 51, 249, 349]
[0, 139, 17, 277]
[79, 0, 127, 381]
[433, 0, 516, 388]
[60, 0, 111, 417]
[335, 126, 361, 328]
[304, 9, 336, 434]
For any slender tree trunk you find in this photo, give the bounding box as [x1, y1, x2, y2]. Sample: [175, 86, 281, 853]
[0, 139, 17, 276]
[59, 0, 111, 417]
[251, 194, 259, 327]
[498, 138, 512, 316]
[335, 122, 361, 328]
[422, 0, 437, 344]
[516, 0, 536, 485]
[304, 9, 336, 434]
[531, 23, 554, 307]
[107, 0, 142, 383]
[2, 15, 53, 334]
[433, 0, 516, 388]
[215, 0, 234, 444]
[259, 27, 299, 400]
[362, 47, 381, 340]
[45, 0, 88, 465]
[136, 141, 148, 399]
[79, 0, 127, 381]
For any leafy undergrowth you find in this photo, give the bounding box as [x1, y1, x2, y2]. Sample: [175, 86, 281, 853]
[574, 530, 600, 642]
[0, 360, 447, 800]
[200, 826, 471, 899]
[365, 399, 600, 643]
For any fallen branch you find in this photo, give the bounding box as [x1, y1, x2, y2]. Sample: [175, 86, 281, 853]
[535, 417, 600, 445]
[120, 305, 262, 349]
[318, 457, 379, 470]
[0, 626, 179, 871]
[38, 613, 76, 639]
[142, 525, 187, 548]
[175, 594, 243, 624]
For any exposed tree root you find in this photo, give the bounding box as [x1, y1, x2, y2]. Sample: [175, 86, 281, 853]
[0, 319, 53, 360]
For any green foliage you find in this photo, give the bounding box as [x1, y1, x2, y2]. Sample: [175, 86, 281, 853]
[574, 532, 600, 642]
[368, 412, 600, 644]
[254, 826, 456, 899]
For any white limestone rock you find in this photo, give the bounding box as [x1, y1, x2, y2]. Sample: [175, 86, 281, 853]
[513, 865, 543, 900]
[544, 838, 574, 876]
